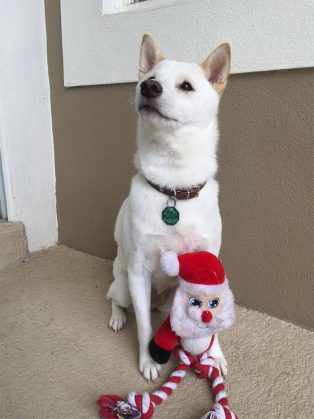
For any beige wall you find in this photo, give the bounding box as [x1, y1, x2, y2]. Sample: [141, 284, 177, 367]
[45, 1, 314, 329]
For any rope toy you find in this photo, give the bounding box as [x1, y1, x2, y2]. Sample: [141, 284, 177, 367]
[97, 344, 237, 418]
[98, 251, 238, 418]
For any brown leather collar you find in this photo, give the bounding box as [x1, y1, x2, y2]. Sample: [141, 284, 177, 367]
[146, 178, 206, 200]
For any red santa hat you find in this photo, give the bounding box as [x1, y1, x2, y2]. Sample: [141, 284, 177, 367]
[161, 250, 225, 292]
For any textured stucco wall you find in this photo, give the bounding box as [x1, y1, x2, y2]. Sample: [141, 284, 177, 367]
[218, 70, 314, 330]
[45, 0, 314, 329]
[0, 1, 58, 252]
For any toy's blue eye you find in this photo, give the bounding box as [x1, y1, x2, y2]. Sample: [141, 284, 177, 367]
[208, 298, 220, 309]
[188, 297, 202, 308]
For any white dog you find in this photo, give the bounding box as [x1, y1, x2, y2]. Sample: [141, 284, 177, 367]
[107, 35, 231, 381]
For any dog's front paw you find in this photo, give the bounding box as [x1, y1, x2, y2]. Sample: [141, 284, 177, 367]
[108, 304, 127, 332]
[139, 354, 161, 381]
[216, 356, 228, 377]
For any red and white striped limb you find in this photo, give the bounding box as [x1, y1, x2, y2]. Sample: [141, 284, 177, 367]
[126, 345, 238, 419]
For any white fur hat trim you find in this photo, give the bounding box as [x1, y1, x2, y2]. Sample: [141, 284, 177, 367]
[160, 251, 179, 276]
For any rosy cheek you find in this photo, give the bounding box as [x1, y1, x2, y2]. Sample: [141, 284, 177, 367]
[211, 304, 222, 315]
[187, 306, 202, 321]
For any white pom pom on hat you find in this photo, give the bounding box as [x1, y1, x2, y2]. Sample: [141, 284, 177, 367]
[160, 251, 179, 276]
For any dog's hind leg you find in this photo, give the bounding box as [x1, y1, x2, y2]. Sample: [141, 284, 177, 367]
[107, 248, 131, 332]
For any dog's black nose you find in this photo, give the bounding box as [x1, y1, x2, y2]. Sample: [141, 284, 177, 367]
[140, 80, 163, 98]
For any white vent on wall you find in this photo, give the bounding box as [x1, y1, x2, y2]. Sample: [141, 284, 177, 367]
[101, 0, 193, 15]
[102, 0, 148, 15]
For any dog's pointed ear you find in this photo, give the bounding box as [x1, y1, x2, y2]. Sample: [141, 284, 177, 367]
[200, 43, 231, 94]
[139, 34, 165, 79]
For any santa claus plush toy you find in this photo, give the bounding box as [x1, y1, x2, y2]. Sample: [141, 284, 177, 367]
[97, 251, 237, 419]
[149, 250, 235, 365]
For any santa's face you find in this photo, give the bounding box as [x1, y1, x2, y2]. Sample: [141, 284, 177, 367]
[186, 293, 223, 327]
[170, 280, 235, 339]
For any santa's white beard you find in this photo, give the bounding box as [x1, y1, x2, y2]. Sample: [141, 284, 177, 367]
[170, 281, 235, 339]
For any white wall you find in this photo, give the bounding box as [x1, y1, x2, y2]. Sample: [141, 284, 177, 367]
[0, 0, 58, 252]
[61, 0, 314, 86]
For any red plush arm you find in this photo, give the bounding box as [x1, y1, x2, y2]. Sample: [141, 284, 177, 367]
[154, 316, 177, 350]
[149, 316, 177, 364]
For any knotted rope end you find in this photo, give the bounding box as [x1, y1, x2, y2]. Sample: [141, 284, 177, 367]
[97, 394, 141, 418]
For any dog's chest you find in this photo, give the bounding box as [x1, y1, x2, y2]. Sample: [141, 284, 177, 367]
[138, 200, 211, 255]
[138, 192, 215, 248]
[162, 221, 209, 253]
[128, 174, 220, 260]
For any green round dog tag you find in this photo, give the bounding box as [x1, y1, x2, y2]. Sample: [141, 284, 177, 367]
[162, 206, 180, 225]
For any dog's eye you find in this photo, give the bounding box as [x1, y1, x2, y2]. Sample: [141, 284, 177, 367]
[179, 81, 194, 91]
[208, 298, 220, 309]
[188, 297, 202, 308]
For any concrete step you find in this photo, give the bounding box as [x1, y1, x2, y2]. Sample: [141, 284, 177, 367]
[0, 221, 28, 270]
